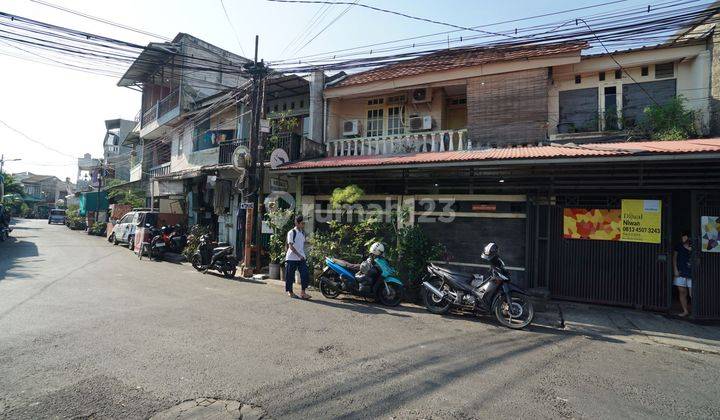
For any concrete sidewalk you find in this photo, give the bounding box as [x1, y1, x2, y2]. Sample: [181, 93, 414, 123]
[536, 301, 720, 354]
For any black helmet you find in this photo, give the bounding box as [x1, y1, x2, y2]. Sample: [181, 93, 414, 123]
[481, 242, 498, 260]
[161, 225, 171, 234]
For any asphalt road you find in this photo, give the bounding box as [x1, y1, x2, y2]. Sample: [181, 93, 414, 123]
[1, 219, 718, 419]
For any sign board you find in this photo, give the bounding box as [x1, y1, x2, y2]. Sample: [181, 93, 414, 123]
[471, 204, 497, 212]
[620, 199, 661, 244]
[270, 177, 288, 192]
[701, 215, 720, 252]
[270, 148, 290, 169]
[239, 202, 254, 210]
[563, 208, 622, 241]
[261, 220, 273, 234]
[260, 119, 270, 133]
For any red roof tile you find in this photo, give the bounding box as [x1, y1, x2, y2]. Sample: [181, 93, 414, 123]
[276, 139, 720, 171]
[330, 42, 587, 89]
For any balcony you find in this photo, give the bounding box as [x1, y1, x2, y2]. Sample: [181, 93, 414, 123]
[140, 89, 181, 139]
[149, 162, 170, 178]
[327, 129, 469, 157]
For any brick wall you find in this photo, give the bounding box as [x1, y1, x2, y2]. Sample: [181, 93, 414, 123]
[466, 68, 549, 146]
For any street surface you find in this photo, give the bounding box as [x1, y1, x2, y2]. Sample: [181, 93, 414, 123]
[1, 219, 719, 419]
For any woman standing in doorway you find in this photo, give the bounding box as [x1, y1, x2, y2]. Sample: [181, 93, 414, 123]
[673, 231, 693, 317]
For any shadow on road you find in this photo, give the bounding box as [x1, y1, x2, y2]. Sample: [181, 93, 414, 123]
[0, 235, 39, 282]
[261, 330, 581, 418]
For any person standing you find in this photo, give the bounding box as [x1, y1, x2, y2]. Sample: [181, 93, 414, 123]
[673, 231, 693, 317]
[285, 215, 311, 299]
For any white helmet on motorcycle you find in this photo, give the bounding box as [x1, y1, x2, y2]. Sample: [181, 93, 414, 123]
[481, 242, 498, 260]
[369, 242, 385, 256]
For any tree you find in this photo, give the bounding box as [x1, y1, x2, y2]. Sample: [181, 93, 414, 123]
[1, 171, 25, 197]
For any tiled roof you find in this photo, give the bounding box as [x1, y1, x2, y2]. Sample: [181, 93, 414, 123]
[276, 139, 720, 171]
[330, 42, 587, 89]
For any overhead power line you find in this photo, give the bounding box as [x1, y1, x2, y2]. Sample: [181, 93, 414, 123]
[28, 0, 171, 41]
[219, 0, 248, 56]
[266, 0, 516, 38]
[293, 0, 358, 55]
[0, 119, 78, 160]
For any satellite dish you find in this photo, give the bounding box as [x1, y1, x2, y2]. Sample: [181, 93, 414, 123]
[270, 148, 290, 169]
[231, 145, 250, 169]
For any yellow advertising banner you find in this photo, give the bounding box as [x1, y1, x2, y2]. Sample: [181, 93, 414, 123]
[620, 199, 662, 244]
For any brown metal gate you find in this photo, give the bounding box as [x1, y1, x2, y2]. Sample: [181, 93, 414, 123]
[692, 192, 720, 319]
[539, 194, 671, 310]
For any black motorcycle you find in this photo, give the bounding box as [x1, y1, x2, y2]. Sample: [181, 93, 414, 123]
[421, 243, 534, 329]
[190, 234, 237, 278]
[138, 226, 166, 261]
[167, 224, 187, 253]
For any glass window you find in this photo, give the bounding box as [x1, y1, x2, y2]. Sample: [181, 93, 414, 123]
[387, 106, 404, 135]
[194, 119, 213, 151]
[366, 108, 384, 137]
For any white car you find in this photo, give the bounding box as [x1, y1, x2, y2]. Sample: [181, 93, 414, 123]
[109, 210, 158, 250]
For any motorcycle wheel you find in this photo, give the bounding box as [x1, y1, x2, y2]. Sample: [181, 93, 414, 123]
[110, 233, 118, 245]
[127, 236, 134, 250]
[377, 283, 403, 307]
[492, 294, 534, 330]
[422, 282, 451, 315]
[191, 254, 203, 271]
[319, 277, 341, 299]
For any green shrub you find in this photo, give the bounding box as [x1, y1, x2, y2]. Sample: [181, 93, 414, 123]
[267, 207, 295, 264]
[642, 96, 697, 140]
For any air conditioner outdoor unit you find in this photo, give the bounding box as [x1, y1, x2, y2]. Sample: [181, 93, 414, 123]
[409, 115, 432, 131]
[411, 88, 431, 103]
[342, 120, 360, 136]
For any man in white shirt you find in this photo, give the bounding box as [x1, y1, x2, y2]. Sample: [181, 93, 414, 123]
[285, 215, 311, 299]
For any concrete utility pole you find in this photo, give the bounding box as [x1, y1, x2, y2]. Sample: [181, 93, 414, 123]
[242, 35, 269, 272]
[0, 154, 22, 200]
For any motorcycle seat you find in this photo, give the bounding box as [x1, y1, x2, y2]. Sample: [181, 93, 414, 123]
[213, 246, 232, 253]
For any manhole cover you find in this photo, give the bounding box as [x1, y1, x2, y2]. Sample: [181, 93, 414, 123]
[150, 398, 266, 420]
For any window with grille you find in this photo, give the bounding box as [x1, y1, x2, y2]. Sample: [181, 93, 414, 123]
[366, 108, 384, 137]
[655, 62, 674, 79]
[387, 106, 404, 135]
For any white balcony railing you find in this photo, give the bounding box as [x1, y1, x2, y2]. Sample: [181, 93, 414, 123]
[149, 162, 171, 178]
[327, 129, 469, 157]
[141, 88, 180, 128]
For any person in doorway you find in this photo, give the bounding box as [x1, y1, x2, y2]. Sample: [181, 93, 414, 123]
[285, 215, 311, 299]
[673, 231, 693, 317]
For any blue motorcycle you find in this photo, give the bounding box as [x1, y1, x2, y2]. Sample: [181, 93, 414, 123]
[318, 256, 404, 306]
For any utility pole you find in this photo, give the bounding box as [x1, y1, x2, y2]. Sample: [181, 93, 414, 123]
[0, 154, 22, 200]
[242, 35, 269, 273]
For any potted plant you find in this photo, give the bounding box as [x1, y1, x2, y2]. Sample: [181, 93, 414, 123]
[267, 206, 295, 280]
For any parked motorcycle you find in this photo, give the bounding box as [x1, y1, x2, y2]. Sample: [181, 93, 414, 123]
[190, 234, 237, 278]
[167, 224, 187, 253]
[138, 226, 167, 261]
[317, 242, 404, 307]
[0, 225, 11, 242]
[421, 242, 534, 329]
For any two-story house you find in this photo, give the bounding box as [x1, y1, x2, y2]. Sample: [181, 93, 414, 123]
[15, 173, 75, 218]
[276, 39, 720, 318]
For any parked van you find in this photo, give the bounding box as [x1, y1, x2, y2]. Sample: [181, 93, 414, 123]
[109, 210, 158, 249]
[48, 209, 66, 224]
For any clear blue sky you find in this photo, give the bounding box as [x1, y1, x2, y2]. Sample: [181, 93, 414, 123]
[0, 0, 680, 180]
